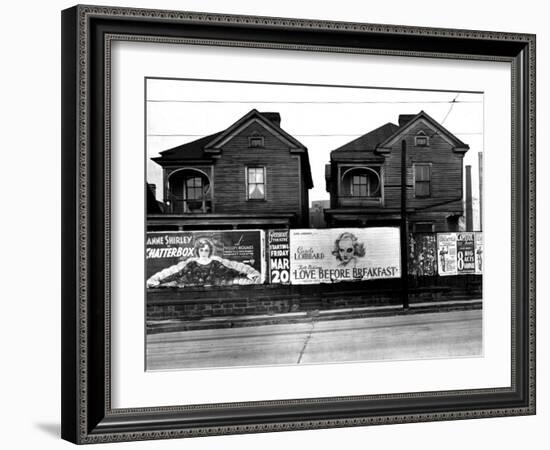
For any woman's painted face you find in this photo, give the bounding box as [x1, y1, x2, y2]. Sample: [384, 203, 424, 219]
[198, 244, 210, 258]
[338, 238, 354, 262]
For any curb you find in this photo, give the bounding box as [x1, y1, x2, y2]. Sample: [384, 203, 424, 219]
[147, 299, 482, 334]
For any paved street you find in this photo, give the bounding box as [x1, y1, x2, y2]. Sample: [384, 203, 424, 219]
[146, 309, 482, 371]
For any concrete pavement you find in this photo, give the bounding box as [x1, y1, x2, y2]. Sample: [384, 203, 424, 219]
[146, 309, 482, 371]
[147, 298, 482, 333]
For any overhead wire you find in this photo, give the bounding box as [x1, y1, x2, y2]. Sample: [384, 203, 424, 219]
[147, 99, 481, 104]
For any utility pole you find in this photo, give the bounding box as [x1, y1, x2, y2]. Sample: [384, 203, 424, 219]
[400, 140, 409, 309]
[465, 165, 473, 231]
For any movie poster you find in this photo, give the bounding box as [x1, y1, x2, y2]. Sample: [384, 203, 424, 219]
[146, 230, 265, 288]
[437, 233, 458, 276]
[268, 229, 290, 284]
[456, 232, 476, 274]
[289, 227, 401, 284]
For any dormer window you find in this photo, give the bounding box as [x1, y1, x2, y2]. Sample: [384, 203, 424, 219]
[248, 135, 264, 148]
[415, 131, 429, 147]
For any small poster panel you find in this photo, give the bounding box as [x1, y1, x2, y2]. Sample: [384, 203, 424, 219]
[475, 232, 483, 274]
[268, 229, 291, 284]
[146, 230, 265, 287]
[408, 233, 437, 276]
[456, 232, 476, 274]
[289, 227, 401, 284]
[437, 233, 458, 276]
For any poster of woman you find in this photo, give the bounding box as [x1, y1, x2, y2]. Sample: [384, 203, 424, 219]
[146, 231, 265, 287]
[288, 227, 401, 284]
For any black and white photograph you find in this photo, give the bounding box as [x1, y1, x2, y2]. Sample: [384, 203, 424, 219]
[145, 78, 484, 371]
[51, 0, 539, 446]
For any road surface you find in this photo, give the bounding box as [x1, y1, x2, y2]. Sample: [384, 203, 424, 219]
[146, 309, 482, 371]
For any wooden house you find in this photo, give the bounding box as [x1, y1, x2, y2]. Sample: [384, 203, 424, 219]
[324, 111, 469, 232]
[149, 109, 313, 230]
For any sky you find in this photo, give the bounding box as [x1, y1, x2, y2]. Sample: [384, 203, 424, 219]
[146, 78, 483, 227]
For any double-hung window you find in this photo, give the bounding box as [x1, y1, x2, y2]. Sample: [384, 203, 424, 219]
[247, 167, 266, 200]
[351, 174, 368, 197]
[184, 176, 204, 201]
[414, 164, 431, 197]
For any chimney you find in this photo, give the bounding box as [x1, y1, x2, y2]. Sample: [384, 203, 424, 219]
[398, 114, 416, 127]
[478, 152, 483, 231]
[260, 112, 281, 127]
[465, 165, 473, 231]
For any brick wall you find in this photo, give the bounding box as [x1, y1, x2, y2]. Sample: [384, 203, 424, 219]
[147, 275, 481, 321]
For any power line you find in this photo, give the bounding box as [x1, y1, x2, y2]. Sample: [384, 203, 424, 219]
[440, 94, 460, 125]
[147, 99, 481, 104]
[147, 76, 485, 94]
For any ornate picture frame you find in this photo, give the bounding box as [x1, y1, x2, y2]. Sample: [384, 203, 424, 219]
[61, 5, 535, 444]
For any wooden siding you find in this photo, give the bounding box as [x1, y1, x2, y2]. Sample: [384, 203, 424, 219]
[409, 211, 461, 232]
[212, 122, 305, 223]
[331, 121, 464, 215]
[383, 121, 464, 212]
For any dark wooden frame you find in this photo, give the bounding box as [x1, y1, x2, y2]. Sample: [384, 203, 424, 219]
[61, 4, 536, 444]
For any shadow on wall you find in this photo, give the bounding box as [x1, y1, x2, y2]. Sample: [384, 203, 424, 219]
[35, 423, 60, 438]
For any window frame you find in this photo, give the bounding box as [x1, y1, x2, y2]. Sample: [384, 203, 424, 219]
[184, 176, 205, 201]
[412, 221, 435, 233]
[415, 131, 430, 147]
[248, 135, 265, 148]
[351, 174, 368, 197]
[246, 166, 267, 201]
[340, 166, 382, 198]
[413, 163, 432, 198]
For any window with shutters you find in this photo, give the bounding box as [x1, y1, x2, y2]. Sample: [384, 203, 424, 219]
[414, 163, 431, 197]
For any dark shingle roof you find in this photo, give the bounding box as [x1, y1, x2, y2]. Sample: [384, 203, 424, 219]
[154, 131, 222, 161]
[331, 122, 399, 158]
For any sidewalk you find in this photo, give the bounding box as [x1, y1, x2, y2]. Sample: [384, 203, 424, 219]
[147, 298, 482, 334]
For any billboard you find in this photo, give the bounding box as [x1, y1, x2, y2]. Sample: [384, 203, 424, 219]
[289, 227, 401, 284]
[146, 230, 265, 288]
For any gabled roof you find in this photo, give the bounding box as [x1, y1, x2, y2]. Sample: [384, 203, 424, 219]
[152, 109, 313, 188]
[330, 110, 469, 160]
[203, 109, 306, 152]
[376, 110, 470, 153]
